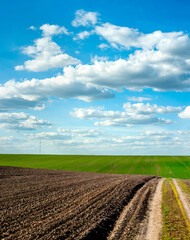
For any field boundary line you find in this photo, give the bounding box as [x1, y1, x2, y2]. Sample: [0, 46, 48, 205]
[170, 179, 190, 232]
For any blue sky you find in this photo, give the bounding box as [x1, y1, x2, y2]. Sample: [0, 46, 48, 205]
[0, 0, 190, 155]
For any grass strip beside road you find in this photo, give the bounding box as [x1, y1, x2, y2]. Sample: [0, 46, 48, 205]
[170, 180, 190, 232]
[162, 179, 190, 239]
[178, 179, 190, 199]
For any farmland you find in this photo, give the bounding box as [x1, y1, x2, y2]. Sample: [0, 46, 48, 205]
[1, 166, 158, 240]
[1, 165, 190, 239]
[0, 154, 190, 178]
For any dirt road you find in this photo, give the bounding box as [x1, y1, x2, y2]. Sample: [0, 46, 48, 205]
[143, 178, 164, 240]
[136, 178, 164, 240]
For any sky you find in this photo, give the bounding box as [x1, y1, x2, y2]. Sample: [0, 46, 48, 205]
[0, 0, 190, 155]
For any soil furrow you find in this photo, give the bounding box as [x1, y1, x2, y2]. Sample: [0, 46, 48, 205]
[1, 166, 157, 240]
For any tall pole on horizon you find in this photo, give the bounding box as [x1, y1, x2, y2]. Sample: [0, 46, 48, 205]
[39, 139, 41, 154]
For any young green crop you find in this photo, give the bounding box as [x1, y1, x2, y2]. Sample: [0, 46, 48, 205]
[0, 154, 190, 179]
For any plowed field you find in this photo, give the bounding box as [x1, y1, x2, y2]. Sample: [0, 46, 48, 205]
[1, 166, 158, 240]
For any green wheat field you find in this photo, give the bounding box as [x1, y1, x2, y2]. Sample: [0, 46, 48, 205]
[0, 154, 190, 179]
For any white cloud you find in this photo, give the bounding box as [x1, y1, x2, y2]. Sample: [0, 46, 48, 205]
[98, 43, 109, 50]
[29, 26, 36, 31]
[71, 104, 173, 127]
[143, 130, 171, 136]
[15, 24, 79, 72]
[73, 30, 92, 40]
[73, 22, 190, 92]
[128, 96, 151, 102]
[58, 128, 102, 138]
[178, 106, 190, 119]
[2, 127, 189, 154]
[71, 102, 180, 127]
[61, 56, 190, 91]
[15, 65, 25, 71]
[40, 24, 69, 36]
[0, 112, 51, 130]
[29, 128, 102, 141]
[94, 116, 171, 127]
[71, 107, 121, 120]
[29, 131, 71, 140]
[72, 9, 99, 27]
[6, 14, 190, 113]
[91, 55, 109, 63]
[95, 23, 187, 51]
[13, 19, 190, 107]
[0, 76, 114, 110]
[123, 102, 181, 114]
[95, 23, 140, 49]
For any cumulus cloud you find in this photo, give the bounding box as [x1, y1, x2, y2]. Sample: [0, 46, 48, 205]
[0, 76, 114, 110]
[71, 103, 175, 127]
[59, 56, 190, 91]
[0, 96, 45, 111]
[178, 106, 190, 119]
[72, 9, 99, 27]
[95, 23, 188, 51]
[72, 19, 190, 92]
[94, 116, 171, 127]
[95, 23, 141, 49]
[6, 12, 190, 113]
[11, 16, 190, 110]
[15, 24, 80, 72]
[40, 24, 69, 36]
[0, 112, 51, 130]
[123, 102, 181, 114]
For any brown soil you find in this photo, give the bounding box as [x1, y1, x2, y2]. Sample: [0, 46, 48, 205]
[1, 166, 159, 239]
[108, 177, 159, 240]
